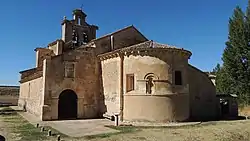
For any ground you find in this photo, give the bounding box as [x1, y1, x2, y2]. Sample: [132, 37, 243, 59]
[240, 106, 250, 117]
[1, 107, 250, 141]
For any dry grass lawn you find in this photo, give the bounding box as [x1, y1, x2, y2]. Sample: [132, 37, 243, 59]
[1, 107, 250, 141]
[239, 106, 250, 117]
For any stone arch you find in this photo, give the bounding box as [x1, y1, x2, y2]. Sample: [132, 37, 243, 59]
[144, 73, 158, 94]
[144, 73, 159, 80]
[58, 89, 78, 120]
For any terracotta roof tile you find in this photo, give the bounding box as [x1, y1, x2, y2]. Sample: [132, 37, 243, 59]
[98, 40, 192, 58]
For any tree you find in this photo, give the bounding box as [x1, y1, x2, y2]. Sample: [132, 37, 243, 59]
[216, 5, 250, 105]
[212, 63, 220, 75]
[212, 64, 230, 93]
[213, 65, 231, 94]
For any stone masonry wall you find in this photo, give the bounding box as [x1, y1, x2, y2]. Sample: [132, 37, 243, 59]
[123, 51, 189, 95]
[36, 48, 55, 67]
[18, 77, 43, 116]
[122, 51, 190, 122]
[43, 48, 100, 120]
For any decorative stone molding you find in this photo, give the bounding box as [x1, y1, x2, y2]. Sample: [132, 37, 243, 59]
[98, 41, 192, 61]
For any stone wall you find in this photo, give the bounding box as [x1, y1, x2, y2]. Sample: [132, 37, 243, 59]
[18, 77, 43, 116]
[48, 40, 64, 55]
[101, 57, 121, 115]
[188, 65, 220, 120]
[94, 26, 147, 55]
[35, 48, 54, 68]
[99, 48, 191, 122]
[48, 44, 57, 55]
[124, 94, 189, 122]
[122, 51, 190, 122]
[61, 18, 97, 44]
[0, 86, 19, 105]
[43, 48, 100, 120]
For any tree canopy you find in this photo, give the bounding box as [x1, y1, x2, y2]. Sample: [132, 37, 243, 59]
[215, 2, 250, 105]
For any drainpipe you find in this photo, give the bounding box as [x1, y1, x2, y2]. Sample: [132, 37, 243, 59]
[120, 54, 124, 121]
[111, 35, 114, 51]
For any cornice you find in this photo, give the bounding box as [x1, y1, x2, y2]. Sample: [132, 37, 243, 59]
[98, 47, 191, 61]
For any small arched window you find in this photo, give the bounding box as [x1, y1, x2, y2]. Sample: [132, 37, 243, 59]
[146, 76, 154, 94]
[144, 73, 158, 94]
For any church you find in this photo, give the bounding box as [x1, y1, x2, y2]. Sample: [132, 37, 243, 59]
[18, 9, 220, 122]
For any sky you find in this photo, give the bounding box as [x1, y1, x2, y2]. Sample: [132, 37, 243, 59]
[0, 0, 248, 85]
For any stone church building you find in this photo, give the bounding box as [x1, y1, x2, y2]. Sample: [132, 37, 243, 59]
[18, 9, 219, 122]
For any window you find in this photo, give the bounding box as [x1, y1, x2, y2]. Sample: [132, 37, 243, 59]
[78, 17, 81, 25]
[146, 76, 154, 94]
[126, 74, 134, 92]
[175, 71, 182, 85]
[65, 63, 75, 78]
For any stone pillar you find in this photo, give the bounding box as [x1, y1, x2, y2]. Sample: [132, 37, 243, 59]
[56, 40, 63, 55]
[41, 58, 52, 121]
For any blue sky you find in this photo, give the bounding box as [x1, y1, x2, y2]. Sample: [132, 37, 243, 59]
[0, 0, 247, 85]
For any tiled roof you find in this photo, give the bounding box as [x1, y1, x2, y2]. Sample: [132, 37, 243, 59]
[90, 25, 148, 42]
[98, 40, 192, 58]
[119, 40, 183, 50]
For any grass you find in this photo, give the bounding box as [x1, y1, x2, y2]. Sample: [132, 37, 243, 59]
[0, 107, 66, 141]
[239, 106, 250, 117]
[83, 122, 202, 140]
[1, 106, 250, 141]
[84, 125, 139, 139]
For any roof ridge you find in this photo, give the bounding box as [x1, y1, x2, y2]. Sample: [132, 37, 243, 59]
[90, 25, 149, 42]
[90, 25, 134, 42]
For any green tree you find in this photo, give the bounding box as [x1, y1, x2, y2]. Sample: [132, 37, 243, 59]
[212, 63, 220, 75]
[217, 5, 250, 104]
[214, 65, 231, 94]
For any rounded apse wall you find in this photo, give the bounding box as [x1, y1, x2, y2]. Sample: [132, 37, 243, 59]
[123, 94, 189, 122]
[122, 50, 190, 122]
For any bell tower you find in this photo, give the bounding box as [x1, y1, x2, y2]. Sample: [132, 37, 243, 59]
[73, 9, 86, 25]
[61, 8, 98, 47]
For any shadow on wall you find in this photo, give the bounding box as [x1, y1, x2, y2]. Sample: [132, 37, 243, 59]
[98, 61, 107, 117]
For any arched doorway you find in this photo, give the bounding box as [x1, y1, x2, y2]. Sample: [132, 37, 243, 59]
[58, 89, 78, 120]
